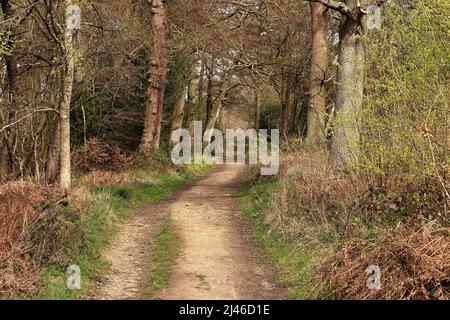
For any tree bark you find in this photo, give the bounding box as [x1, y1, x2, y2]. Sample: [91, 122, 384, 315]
[1, 0, 18, 103]
[170, 79, 186, 138]
[254, 86, 261, 131]
[139, 0, 169, 152]
[59, 0, 76, 191]
[197, 58, 205, 110]
[331, 0, 366, 165]
[306, 2, 328, 147]
[47, 121, 60, 184]
[281, 79, 292, 137]
[205, 76, 230, 134]
[185, 64, 197, 132]
[0, 0, 17, 178]
[205, 59, 215, 126]
[0, 141, 10, 178]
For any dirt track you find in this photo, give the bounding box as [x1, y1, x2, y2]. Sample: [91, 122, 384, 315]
[93, 165, 285, 300]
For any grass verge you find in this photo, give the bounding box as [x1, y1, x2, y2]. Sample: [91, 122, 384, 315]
[37, 165, 212, 300]
[142, 217, 180, 299]
[239, 177, 324, 300]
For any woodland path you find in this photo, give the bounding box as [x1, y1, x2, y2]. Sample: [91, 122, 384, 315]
[92, 164, 285, 300]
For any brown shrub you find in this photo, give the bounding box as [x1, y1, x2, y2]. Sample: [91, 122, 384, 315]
[0, 182, 83, 297]
[319, 220, 450, 300]
[261, 143, 449, 300]
[269, 146, 448, 242]
[132, 149, 175, 173]
[67, 186, 94, 216]
[268, 149, 366, 244]
[80, 170, 129, 186]
[73, 139, 132, 173]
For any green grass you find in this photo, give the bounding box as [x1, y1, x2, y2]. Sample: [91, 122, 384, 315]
[37, 164, 212, 300]
[142, 217, 180, 299]
[239, 178, 322, 300]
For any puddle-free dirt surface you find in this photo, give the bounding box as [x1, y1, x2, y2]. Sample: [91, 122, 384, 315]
[92, 201, 169, 299]
[93, 165, 285, 300]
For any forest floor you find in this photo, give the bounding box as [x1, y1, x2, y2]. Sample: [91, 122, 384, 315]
[92, 164, 285, 300]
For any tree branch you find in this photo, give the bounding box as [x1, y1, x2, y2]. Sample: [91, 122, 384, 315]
[306, 0, 387, 20]
[305, 0, 355, 19]
[0, 109, 57, 134]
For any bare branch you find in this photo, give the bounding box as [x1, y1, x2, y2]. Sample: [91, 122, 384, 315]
[0, 109, 57, 134]
[305, 0, 355, 19]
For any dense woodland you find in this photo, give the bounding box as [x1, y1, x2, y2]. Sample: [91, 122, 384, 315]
[0, 0, 448, 299]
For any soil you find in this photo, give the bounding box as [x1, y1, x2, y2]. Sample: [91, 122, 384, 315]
[92, 165, 285, 300]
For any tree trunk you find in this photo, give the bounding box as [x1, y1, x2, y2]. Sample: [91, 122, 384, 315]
[0, 0, 17, 179]
[205, 60, 214, 125]
[331, 0, 366, 165]
[205, 76, 230, 134]
[59, 0, 76, 191]
[185, 64, 197, 132]
[139, 0, 169, 152]
[47, 121, 60, 184]
[1, 0, 18, 104]
[205, 101, 222, 135]
[297, 94, 309, 137]
[170, 79, 186, 138]
[197, 58, 205, 110]
[0, 141, 10, 178]
[281, 81, 292, 137]
[254, 86, 261, 131]
[306, 2, 328, 147]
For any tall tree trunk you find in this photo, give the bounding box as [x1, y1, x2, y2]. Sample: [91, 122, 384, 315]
[0, 0, 17, 178]
[281, 81, 292, 137]
[47, 121, 60, 184]
[205, 76, 230, 134]
[197, 58, 205, 112]
[59, 0, 76, 191]
[297, 94, 309, 137]
[185, 64, 197, 132]
[331, 0, 366, 165]
[0, 141, 10, 178]
[170, 79, 186, 138]
[139, 0, 169, 152]
[306, 2, 328, 147]
[205, 101, 223, 136]
[1, 0, 18, 103]
[254, 86, 261, 131]
[205, 60, 214, 125]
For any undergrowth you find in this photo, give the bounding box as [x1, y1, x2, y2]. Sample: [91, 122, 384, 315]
[0, 151, 212, 299]
[240, 176, 328, 299]
[38, 164, 211, 300]
[38, 174, 185, 300]
[241, 147, 449, 300]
